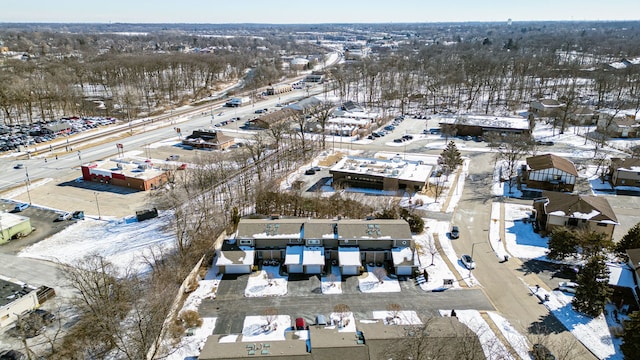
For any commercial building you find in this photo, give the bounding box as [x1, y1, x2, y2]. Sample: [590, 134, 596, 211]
[182, 129, 234, 150]
[81, 158, 169, 191]
[439, 115, 532, 137]
[330, 155, 433, 193]
[0, 275, 39, 328]
[0, 212, 32, 245]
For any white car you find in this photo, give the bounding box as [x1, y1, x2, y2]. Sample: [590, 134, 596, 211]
[558, 281, 578, 294]
[461, 254, 476, 270]
[56, 212, 72, 221]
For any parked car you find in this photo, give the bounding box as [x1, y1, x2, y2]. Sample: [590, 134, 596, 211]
[72, 210, 85, 220]
[384, 125, 395, 131]
[56, 212, 72, 221]
[393, 138, 403, 143]
[557, 281, 578, 294]
[402, 134, 414, 140]
[315, 314, 327, 326]
[429, 128, 441, 134]
[461, 254, 476, 270]
[532, 343, 555, 360]
[13, 203, 29, 212]
[295, 317, 307, 330]
[13, 163, 24, 169]
[304, 168, 316, 175]
[450, 225, 459, 239]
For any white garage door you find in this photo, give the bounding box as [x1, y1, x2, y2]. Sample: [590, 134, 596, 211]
[305, 265, 322, 274]
[225, 265, 251, 274]
[288, 264, 304, 273]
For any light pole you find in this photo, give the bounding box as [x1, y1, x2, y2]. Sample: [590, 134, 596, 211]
[94, 192, 101, 220]
[25, 167, 32, 205]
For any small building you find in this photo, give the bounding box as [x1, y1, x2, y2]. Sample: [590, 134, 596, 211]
[0, 212, 32, 244]
[266, 84, 292, 95]
[0, 275, 39, 328]
[81, 158, 169, 191]
[182, 129, 234, 150]
[330, 155, 433, 193]
[439, 115, 532, 137]
[249, 108, 299, 129]
[532, 191, 618, 240]
[530, 99, 565, 116]
[596, 112, 640, 138]
[305, 72, 325, 83]
[521, 154, 578, 192]
[608, 157, 640, 187]
[570, 107, 598, 125]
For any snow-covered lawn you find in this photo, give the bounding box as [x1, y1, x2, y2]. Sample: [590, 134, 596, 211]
[487, 312, 531, 360]
[529, 286, 619, 360]
[327, 312, 356, 332]
[164, 317, 216, 360]
[18, 211, 176, 274]
[413, 231, 460, 290]
[441, 309, 514, 360]
[321, 265, 342, 294]
[358, 265, 401, 293]
[425, 219, 478, 287]
[244, 266, 288, 297]
[502, 203, 549, 260]
[241, 315, 291, 342]
[372, 310, 422, 325]
[181, 266, 223, 311]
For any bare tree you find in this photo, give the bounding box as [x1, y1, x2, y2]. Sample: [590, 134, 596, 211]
[333, 304, 351, 327]
[492, 133, 535, 194]
[387, 303, 402, 322]
[262, 308, 278, 326]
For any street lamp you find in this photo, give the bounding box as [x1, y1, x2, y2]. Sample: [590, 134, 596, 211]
[94, 192, 101, 220]
[25, 167, 32, 205]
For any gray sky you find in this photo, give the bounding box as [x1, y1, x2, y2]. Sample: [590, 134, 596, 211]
[2, 0, 639, 23]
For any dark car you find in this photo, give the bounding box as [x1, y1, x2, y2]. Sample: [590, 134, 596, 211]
[532, 344, 555, 360]
[304, 168, 316, 175]
[450, 225, 459, 239]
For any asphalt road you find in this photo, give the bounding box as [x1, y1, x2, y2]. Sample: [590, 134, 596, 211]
[200, 273, 494, 335]
[451, 151, 597, 359]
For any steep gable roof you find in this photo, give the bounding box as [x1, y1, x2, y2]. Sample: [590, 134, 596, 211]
[526, 154, 578, 176]
[541, 191, 617, 223]
[610, 157, 640, 171]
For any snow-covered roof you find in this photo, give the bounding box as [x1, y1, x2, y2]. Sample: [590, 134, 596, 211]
[303, 246, 325, 265]
[284, 246, 303, 265]
[391, 247, 415, 266]
[608, 263, 636, 288]
[216, 246, 255, 266]
[330, 155, 432, 186]
[338, 247, 361, 266]
[439, 114, 530, 131]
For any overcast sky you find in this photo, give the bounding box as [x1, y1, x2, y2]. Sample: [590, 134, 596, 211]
[2, 0, 639, 24]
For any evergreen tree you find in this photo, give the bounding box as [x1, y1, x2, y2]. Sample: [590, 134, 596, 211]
[547, 227, 578, 260]
[615, 222, 640, 259]
[576, 229, 614, 259]
[572, 254, 612, 317]
[621, 311, 640, 358]
[437, 141, 463, 178]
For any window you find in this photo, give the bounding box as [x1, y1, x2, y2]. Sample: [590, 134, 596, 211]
[567, 218, 578, 226]
[307, 239, 321, 245]
[239, 239, 253, 246]
[597, 222, 608, 227]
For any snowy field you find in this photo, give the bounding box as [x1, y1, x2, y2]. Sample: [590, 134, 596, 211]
[413, 231, 460, 290]
[441, 309, 514, 360]
[502, 203, 549, 260]
[358, 265, 401, 293]
[321, 265, 343, 294]
[244, 265, 288, 297]
[241, 315, 291, 342]
[18, 211, 176, 274]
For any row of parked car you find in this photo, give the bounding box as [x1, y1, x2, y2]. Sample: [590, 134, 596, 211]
[0, 117, 118, 152]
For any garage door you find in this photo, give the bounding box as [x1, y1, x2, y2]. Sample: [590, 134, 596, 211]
[225, 265, 251, 274]
[305, 265, 322, 274]
[288, 264, 304, 273]
[396, 266, 412, 276]
[342, 266, 359, 275]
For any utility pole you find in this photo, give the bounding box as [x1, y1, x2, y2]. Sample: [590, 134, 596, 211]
[25, 167, 32, 205]
[94, 192, 101, 220]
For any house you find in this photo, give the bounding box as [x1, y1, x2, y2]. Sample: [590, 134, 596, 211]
[0, 275, 40, 328]
[182, 129, 234, 150]
[608, 157, 640, 187]
[330, 155, 433, 193]
[570, 107, 598, 125]
[520, 154, 578, 192]
[438, 115, 532, 137]
[530, 99, 565, 117]
[197, 317, 483, 360]
[626, 248, 640, 291]
[266, 84, 292, 95]
[248, 108, 299, 129]
[216, 218, 417, 276]
[596, 112, 640, 138]
[532, 191, 618, 240]
[81, 158, 169, 191]
[305, 72, 325, 83]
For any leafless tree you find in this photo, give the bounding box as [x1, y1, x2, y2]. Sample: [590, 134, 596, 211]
[262, 308, 278, 326]
[333, 304, 351, 327]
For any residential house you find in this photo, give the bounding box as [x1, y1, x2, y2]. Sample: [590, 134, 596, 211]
[521, 154, 578, 192]
[596, 112, 640, 138]
[626, 248, 640, 292]
[197, 317, 483, 360]
[248, 108, 299, 129]
[182, 129, 234, 150]
[608, 157, 640, 187]
[216, 218, 417, 276]
[532, 191, 618, 240]
[570, 107, 598, 125]
[530, 99, 565, 117]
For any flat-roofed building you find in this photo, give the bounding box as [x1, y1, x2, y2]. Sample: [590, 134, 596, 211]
[0, 275, 39, 328]
[0, 212, 32, 244]
[81, 158, 169, 191]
